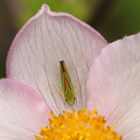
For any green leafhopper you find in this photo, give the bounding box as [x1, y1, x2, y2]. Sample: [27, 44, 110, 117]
[59, 60, 76, 106]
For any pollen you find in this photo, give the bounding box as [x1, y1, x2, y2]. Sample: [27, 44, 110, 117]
[36, 108, 122, 140]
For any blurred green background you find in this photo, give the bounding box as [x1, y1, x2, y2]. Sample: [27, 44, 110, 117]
[0, 0, 140, 77]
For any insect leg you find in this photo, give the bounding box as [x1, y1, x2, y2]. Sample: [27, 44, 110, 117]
[75, 80, 82, 94]
[54, 85, 68, 104]
[54, 85, 64, 97]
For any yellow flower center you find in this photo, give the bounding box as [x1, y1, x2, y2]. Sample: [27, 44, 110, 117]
[36, 108, 122, 140]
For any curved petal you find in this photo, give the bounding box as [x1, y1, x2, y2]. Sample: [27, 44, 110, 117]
[87, 33, 140, 139]
[0, 79, 50, 140]
[6, 4, 107, 114]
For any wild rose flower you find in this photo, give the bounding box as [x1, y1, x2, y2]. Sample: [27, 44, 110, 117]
[0, 4, 140, 140]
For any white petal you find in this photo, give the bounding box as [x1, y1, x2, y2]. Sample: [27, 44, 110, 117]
[6, 4, 107, 114]
[0, 79, 50, 140]
[87, 33, 140, 139]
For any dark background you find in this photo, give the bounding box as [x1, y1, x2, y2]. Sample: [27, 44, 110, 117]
[0, 0, 140, 77]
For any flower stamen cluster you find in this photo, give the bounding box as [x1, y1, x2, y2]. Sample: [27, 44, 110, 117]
[36, 108, 122, 140]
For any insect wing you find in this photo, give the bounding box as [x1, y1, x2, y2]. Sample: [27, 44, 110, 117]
[59, 60, 75, 105]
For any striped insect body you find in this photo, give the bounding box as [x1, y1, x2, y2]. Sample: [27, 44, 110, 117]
[59, 60, 76, 106]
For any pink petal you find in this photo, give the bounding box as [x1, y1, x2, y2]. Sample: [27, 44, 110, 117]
[0, 79, 50, 140]
[87, 33, 140, 139]
[6, 4, 107, 114]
